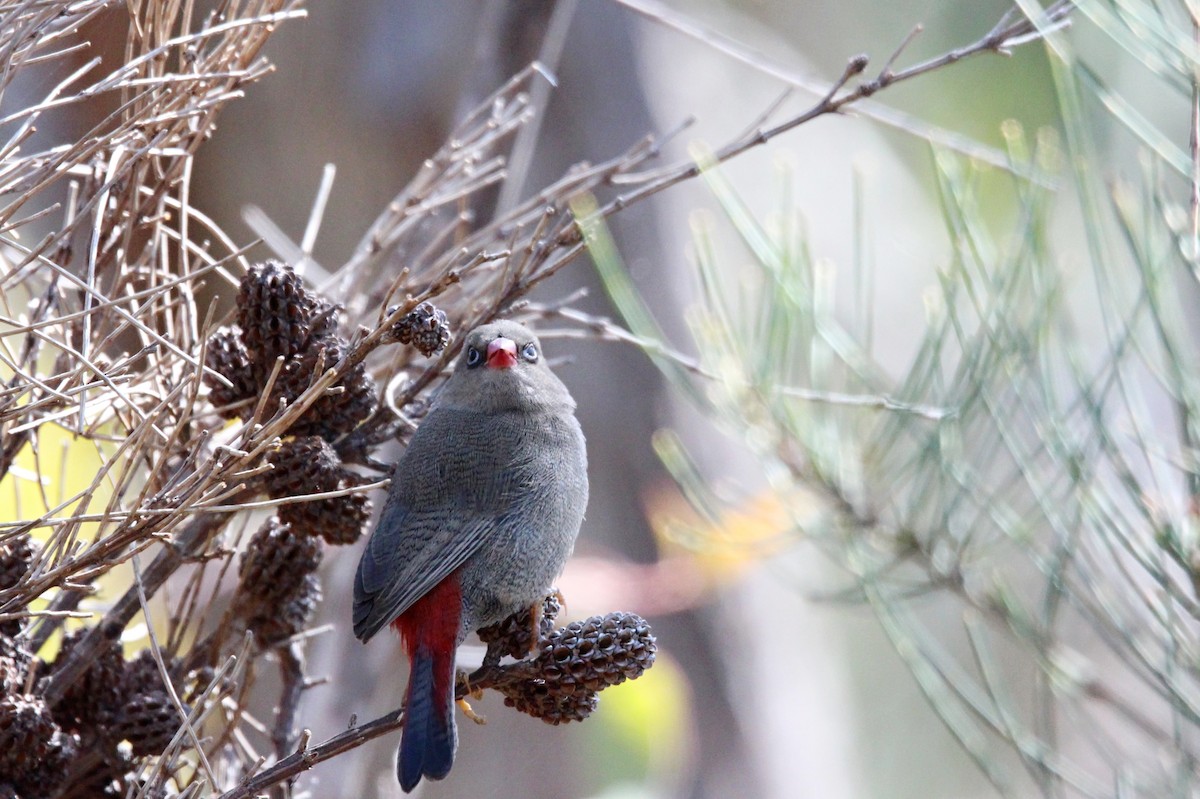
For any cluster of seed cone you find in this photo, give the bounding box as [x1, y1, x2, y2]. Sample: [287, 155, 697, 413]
[233, 436, 376, 648]
[204, 262, 451, 438]
[0, 691, 75, 799]
[204, 263, 455, 609]
[476, 596, 657, 725]
[0, 535, 70, 799]
[204, 263, 451, 648]
[0, 634, 73, 799]
[50, 635, 186, 759]
[0, 533, 189, 799]
[204, 260, 378, 438]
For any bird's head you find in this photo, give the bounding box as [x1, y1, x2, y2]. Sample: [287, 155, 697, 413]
[436, 320, 575, 413]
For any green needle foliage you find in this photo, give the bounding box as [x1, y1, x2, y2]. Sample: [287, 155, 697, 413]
[591, 2, 1200, 796]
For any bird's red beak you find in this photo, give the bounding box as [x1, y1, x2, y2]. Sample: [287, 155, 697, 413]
[486, 337, 518, 369]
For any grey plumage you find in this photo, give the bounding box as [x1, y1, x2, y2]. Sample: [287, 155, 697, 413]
[353, 319, 589, 643]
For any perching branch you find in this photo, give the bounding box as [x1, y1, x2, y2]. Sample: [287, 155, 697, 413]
[217, 608, 655, 799]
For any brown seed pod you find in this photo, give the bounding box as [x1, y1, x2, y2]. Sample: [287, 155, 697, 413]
[489, 611, 655, 726]
[316, 362, 379, 436]
[112, 691, 182, 757]
[50, 631, 126, 735]
[279, 492, 372, 546]
[122, 649, 179, 698]
[272, 340, 378, 440]
[235, 518, 324, 648]
[0, 655, 24, 697]
[0, 535, 37, 638]
[307, 297, 341, 343]
[0, 535, 36, 592]
[476, 592, 563, 661]
[245, 573, 322, 648]
[235, 518, 322, 620]
[237, 260, 329, 366]
[265, 436, 343, 499]
[226, 264, 378, 441]
[203, 327, 257, 416]
[535, 612, 656, 693]
[496, 681, 598, 726]
[0, 693, 76, 799]
[389, 302, 451, 357]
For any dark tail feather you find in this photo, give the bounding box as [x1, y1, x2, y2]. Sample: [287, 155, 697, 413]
[398, 646, 457, 793]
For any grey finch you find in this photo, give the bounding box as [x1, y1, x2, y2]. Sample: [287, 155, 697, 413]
[353, 320, 588, 792]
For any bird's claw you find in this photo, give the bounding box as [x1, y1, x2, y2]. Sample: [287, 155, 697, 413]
[528, 589, 568, 655]
[457, 697, 487, 725]
[457, 669, 484, 700]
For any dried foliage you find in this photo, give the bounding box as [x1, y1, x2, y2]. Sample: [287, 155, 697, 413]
[0, 0, 1068, 797]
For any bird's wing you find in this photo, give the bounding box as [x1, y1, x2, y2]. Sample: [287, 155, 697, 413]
[352, 504, 499, 641]
[351, 407, 525, 642]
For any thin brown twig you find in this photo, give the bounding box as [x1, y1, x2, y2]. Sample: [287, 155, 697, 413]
[530, 304, 951, 419]
[269, 642, 306, 799]
[214, 656, 549, 799]
[612, 0, 1071, 183]
[129, 553, 219, 793]
[215, 707, 404, 799]
[42, 512, 229, 703]
[577, 2, 1075, 231]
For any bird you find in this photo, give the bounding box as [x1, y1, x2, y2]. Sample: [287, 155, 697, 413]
[353, 319, 589, 793]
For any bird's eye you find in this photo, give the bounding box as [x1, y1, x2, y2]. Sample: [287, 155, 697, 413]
[522, 342, 539, 362]
[466, 346, 482, 368]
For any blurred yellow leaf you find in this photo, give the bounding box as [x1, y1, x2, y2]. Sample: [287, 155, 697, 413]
[0, 422, 110, 541]
[0, 422, 140, 657]
[644, 482, 797, 585]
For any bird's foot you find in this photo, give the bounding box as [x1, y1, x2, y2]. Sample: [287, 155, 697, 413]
[528, 589, 568, 655]
[457, 697, 487, 725]
[528, 600, 543, 656]
[457, 669, 484, 700]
